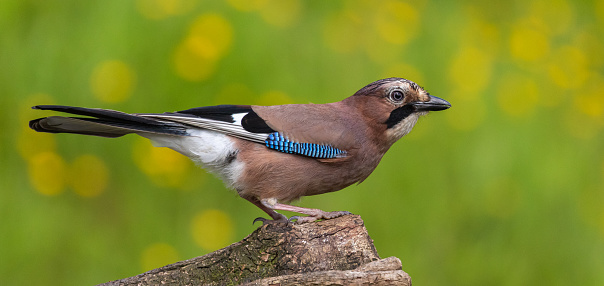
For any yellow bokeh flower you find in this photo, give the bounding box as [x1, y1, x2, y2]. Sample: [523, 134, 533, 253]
[191, 209, 234, 251]
[173, 39, 218, 82]
[90, 60, 136, 103]
[509, 25, 550, 63]
[188, 14, 233, 60]
[28, 152, 67, 196]
[173, 13, 233, 81]
[140, 243, 179, 271]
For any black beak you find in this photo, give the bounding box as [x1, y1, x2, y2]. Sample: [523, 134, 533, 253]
[411, 95, 451, 111]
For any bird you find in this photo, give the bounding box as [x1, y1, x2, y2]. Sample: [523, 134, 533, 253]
[29, 77, 451, 224]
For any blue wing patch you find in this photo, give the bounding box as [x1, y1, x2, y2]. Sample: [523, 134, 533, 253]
[265, 132, 346, 159]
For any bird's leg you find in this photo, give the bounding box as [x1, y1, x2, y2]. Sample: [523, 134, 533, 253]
[265, 200, 352, 224]
[243, 196, 289, 225]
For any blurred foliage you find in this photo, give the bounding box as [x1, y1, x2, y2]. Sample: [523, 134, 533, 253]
[1, 0, 603, 285]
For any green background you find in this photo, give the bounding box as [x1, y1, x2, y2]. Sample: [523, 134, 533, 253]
[2, 0, 604, 285]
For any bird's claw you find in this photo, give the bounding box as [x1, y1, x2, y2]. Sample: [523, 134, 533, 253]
[252, 217, 269, 225]
[252, 216, 290, 225]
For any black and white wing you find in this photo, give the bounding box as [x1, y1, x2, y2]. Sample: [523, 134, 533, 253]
[30, 104, 346, 159]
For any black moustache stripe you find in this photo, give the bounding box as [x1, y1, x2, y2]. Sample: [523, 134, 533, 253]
[385, 105, 414, 129]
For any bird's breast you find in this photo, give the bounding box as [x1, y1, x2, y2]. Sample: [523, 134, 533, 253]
[234, 140, 384, 202]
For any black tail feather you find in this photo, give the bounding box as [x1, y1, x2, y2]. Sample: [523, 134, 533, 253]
[30, 105, 188, 137]
[33, 105, 163, 125]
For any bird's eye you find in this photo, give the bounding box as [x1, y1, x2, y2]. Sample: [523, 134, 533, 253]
[389, 90, 405, 102]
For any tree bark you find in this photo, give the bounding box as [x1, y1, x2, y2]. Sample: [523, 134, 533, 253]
[99, 215, 411, 286]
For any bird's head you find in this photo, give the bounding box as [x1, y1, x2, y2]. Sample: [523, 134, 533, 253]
[347, 77, 451, 145]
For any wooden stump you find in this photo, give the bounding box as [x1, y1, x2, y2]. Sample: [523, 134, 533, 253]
[99, 215, 411, 286]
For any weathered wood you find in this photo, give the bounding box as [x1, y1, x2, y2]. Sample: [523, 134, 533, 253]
[99, 215, 411, 286]
[243, 257, 410, 286]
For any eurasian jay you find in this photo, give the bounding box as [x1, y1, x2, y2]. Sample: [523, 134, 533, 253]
[29, 78, 451, 223]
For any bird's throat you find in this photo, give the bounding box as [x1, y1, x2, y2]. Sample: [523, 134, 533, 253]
[384, 112, 420, 145]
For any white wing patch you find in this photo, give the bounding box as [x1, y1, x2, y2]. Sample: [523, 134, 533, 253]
[231, 113, 246, 125]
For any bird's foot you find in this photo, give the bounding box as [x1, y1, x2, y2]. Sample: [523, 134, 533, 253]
[289, 210, 353, 224]
[252, 213, 290, 225]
